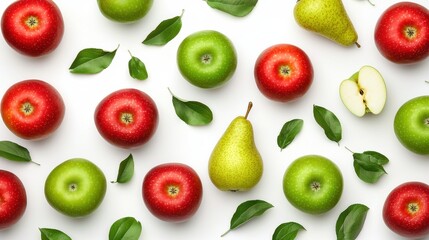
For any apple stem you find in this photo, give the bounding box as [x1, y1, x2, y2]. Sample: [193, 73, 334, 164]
[221, 229, 231, 237]
[344, 146, 354, 154]
[355, 42, 361, 48]
[244, 102, 253, 119]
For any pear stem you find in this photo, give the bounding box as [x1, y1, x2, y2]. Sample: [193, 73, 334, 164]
[244, 102, 253, 119]
[355, 42, 361, 48]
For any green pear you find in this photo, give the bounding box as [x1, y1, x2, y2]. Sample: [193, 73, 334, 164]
[208, 102, 263, 192]
[294, 0, 359, 47]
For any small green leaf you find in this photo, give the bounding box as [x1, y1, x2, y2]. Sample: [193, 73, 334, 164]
[169, 88, 213, 126]
[277, 119, 303, 151]
[40, 228, 72, 240]
[313, 105, 342, 144]
[69, 46, 118, 74]
[336, 204, 369, 240]
[109, 217, 142, 240]
[272, 222, 306, 240]
[222, 199, 273, 237]
[142, 10, 184, 46]
[0, 140, 38, 165]
[128, 51, 148, 80]
[206, 0, 258, 17]
[112, 154, 134, 184]
[352, 150, 389, 183]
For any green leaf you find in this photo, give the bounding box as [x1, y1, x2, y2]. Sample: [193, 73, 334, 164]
[69, 46, 118, 74]
[336, 204, 369, 240]
[206, 0, 258, 17]
[142, 10, 184, 46]
[40, 228, 72, 240]
[352, 150, 389, 184]
[313, 105, 342, 144]
[222, 199, 274, 237]
[169, 88, 213, 126]
[112, 154, 134, 184]
[0, 140, 37, 165]
[128, 51, 148, 80]
[272, 222, 306, 240]
[277, 119, 303, 151]
[109, 217, 142, 240]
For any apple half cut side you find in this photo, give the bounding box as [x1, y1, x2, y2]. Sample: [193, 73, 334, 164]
[339, 65, 386, 117]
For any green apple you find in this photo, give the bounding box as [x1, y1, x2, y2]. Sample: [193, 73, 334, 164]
[283, 155, 343, 214]
[339, 65, 387, 117]
[44, 158, 107, 217]
[394, 96, 429, 155]
[177, 30, 237, 89]
[97, 0, 153, 23]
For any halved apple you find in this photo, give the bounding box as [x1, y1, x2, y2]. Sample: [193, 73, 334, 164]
[339, 66, 387, 117]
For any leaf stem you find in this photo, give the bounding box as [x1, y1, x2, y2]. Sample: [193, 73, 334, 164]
[344, 146, 354, 154]
[221, 229, 231, 237]
[31, 160, 41, 166]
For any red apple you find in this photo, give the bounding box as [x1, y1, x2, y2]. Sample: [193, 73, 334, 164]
[142, 163, 203, 222]
[374, 2, 429, 64]
[1, 79, 65, 140]
[94, 88, 158, 149]
[0, 170, 27, 230]
[254, 44, 313, 102]
[1, 0, 64, 57]
[383, 181, 429, 238]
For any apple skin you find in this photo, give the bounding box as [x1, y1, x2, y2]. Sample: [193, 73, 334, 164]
[97, 0, 153, 23]
[44, 158, 107, 218]
[0, 170, 27, 230]
[374, 2, 429, 64]
[283, 155, 343, 214]
[142, 163, 203, 223]
[254, 44, 313, 102]
[394, 96, 429, 155]
[1, 0, 64, 57]
[177, 30, 237, 89]
[1, 79, 65, 140]
[383, 182, 429, 239]
[94, 88, 159, 149]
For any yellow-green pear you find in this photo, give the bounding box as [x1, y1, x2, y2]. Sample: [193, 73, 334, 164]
[294, 0, 359, 47]
[208, 102, 263, 192]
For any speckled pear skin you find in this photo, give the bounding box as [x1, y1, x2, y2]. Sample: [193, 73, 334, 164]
[208, 116, 263, 192]
[294, 0, 358, 47]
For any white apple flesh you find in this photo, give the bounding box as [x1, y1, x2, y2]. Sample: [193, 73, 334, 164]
[339, 66, 386, 117]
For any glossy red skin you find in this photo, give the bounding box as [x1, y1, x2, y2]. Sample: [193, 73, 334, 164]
[254, 44, 313, 102]
[1, 0, 64, 57]
[0, 170, 27, 230]
[142, 163, 203, 222]
[94, 88, 158, 149]
[383, 182, 429, 238]
[1, 79, 65, 140]
[374, 2, 429, 64]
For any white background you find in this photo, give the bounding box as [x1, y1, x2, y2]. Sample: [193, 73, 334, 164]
[0, 0, 428, 239]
